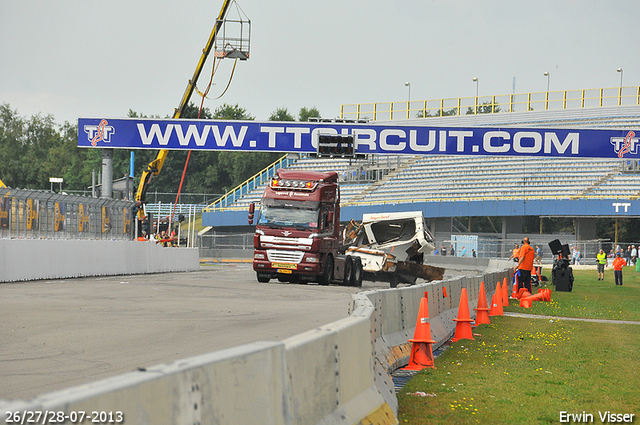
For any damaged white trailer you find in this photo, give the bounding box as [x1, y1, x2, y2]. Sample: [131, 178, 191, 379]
[343, 211, 445, 287]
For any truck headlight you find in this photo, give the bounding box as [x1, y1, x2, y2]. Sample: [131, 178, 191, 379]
[305, 256, 319, 263]
[254, 253, 266, 260]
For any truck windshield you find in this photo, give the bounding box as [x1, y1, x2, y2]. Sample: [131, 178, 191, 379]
[258, 205, 319, 230]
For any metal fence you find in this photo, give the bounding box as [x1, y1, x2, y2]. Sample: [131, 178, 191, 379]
[200, 233, 254, 250]
[0, 188, 135, 240]
[439, 236, 612, 264]
[340, 86, 640, 121]
[143, 202, 205, 218]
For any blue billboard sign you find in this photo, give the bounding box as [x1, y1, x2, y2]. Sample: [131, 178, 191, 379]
[78, 117, 639, 159]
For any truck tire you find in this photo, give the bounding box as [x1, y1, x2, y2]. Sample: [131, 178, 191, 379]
[352, 256, 363, 287]
[256, 273, 271, 283]
[319, 255, 334, 285]
[343, 256, 353, 286]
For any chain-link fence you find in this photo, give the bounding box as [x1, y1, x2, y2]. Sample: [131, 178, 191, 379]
[438, 235, 612, 264]
[0, 188, 135, 240]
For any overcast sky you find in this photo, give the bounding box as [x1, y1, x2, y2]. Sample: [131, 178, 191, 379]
[1, 0, 638, 125]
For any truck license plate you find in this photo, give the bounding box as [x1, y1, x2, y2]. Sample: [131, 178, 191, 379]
[272, 262, 297, 270]
[277, 269, 293, 274]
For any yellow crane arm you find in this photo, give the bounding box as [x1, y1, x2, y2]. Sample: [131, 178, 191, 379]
[135, 0, 233, 218]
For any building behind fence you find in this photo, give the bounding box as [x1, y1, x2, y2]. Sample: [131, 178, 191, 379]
[0, 188, 135, 241]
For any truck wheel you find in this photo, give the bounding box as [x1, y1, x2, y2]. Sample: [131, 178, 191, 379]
[256, 273, 270, 283]
[343, 256, 353, 286]
[319, 255, 334, 285]
[352, 257, 363, 287]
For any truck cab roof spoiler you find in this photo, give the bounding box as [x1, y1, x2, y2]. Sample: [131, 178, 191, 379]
[276, 169, 338, 183]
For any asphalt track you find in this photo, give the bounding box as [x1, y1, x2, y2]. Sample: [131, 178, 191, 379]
[1, 264, 388, 400]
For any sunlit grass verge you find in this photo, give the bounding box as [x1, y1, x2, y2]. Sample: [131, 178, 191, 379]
[398, 268, 640, 424]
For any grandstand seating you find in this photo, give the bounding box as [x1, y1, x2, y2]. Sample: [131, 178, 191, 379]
[217, 154, 634, 211]
[205, 106, 640, 211]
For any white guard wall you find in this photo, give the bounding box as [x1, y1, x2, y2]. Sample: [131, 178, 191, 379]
[0, 259, 510, 425]
[0, 240, 199, 282]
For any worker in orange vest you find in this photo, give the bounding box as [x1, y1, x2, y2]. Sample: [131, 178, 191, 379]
[516, 238, 535, 292]
[612, 252, 627, 286]
[508, 243, 520, 263]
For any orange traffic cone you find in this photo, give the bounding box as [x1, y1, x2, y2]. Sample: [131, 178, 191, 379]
[518, 290, 532, 307]
[524, 288, 552, 303]
[501, 277, 510, 307]
[473, 281, 491, 327]
[404, 292, 436, 370]
[511, 273, 518, 299]
[452, 288, 474, 342]
[520, 297, 532, 308]
[489, 282, 504, 316]
[535, 266, 542, 280]
[524, 292, 545, 303]
[516, 287, 528, 300]
[539, 288, 551, 302]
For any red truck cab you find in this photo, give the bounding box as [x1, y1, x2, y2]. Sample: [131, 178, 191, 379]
[252, 169, 341, 284]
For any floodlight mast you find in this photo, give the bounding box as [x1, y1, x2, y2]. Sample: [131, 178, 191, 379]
[135, 0, 234, 219]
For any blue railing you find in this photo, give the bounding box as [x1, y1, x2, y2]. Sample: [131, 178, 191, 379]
[203, 154, 294, 211]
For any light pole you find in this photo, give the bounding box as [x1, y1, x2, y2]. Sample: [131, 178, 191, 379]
[617, 68, 623, 88]
[544, 72, 550, 109]
[404, 82, 411, 119]
[617, 68, 623, 105]
[543, 72, 550, 92]
[472, 77, 478, 113]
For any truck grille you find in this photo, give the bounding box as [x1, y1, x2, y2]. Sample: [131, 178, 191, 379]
[266, 250, 304, 264]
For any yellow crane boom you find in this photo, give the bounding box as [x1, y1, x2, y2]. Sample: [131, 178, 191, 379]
[135, 0, 233, 218]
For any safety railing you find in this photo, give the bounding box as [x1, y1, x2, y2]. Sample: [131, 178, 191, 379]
[206, 192, 639, 213]
[143, 202, 206, 218]
[340, 86, 640, 121]
[339, 192, 640, 206]
[203, 154, 294, 212]
[0, 187, 135, 240]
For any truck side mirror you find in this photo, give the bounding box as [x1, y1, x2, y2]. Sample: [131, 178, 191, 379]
[327, 210, 334, 224]
[248, 202, 255, 225]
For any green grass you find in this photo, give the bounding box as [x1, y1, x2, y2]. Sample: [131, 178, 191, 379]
[397, 268, 640, 424]
[505, 266, 640, 322]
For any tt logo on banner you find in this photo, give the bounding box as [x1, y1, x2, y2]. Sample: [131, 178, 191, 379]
[611, 131, 638, 158]
[84, 119, 115, 146]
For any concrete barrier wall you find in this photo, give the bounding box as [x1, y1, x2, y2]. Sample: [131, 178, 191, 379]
[0, 265, 510, 425]
[0, 240, 199, 282]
